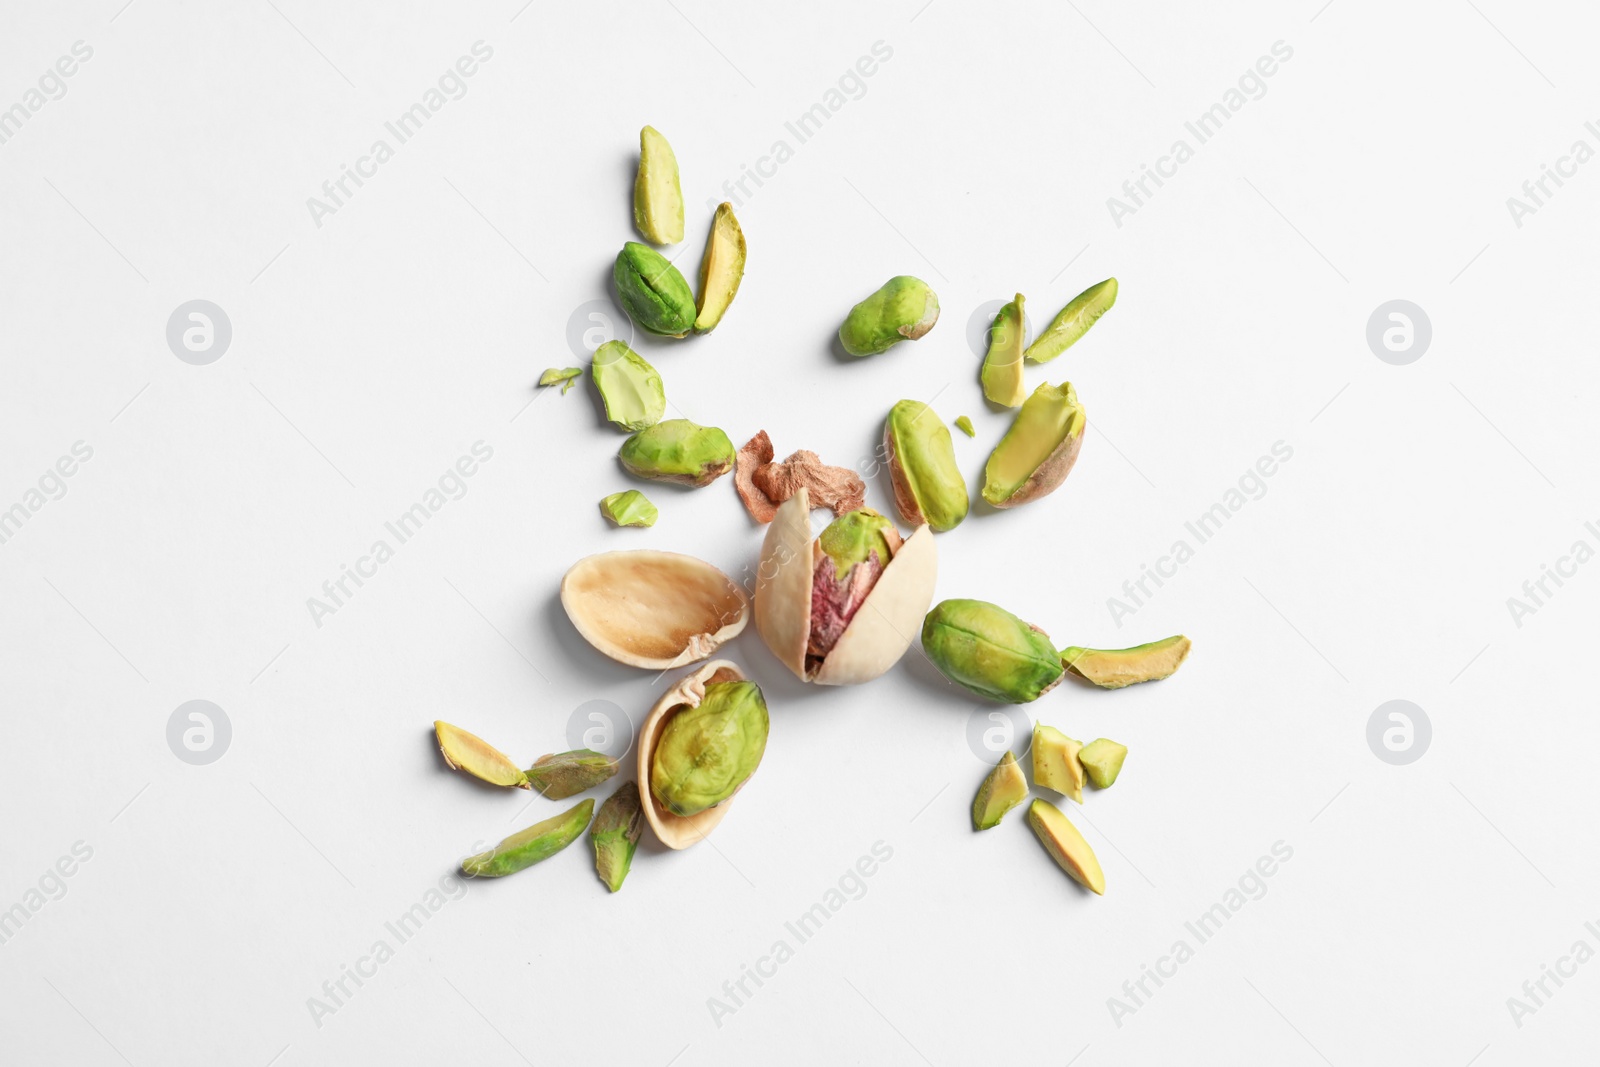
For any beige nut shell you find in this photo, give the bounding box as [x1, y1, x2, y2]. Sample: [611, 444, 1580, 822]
[753, 487, 937, 685]
[561, 550, 748, 670]
[637, 659, 751, 849]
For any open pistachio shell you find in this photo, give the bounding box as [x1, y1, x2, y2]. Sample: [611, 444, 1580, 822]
[561, 551, 749, 669]
[753, 487, 938, 685]
[637, 660, 758, 849]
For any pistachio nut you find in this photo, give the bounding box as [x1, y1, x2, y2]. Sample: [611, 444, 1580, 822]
[982, 381, 1085, 508]
[1027, 798, 1105, 895]
[955, 415, 976, 438]
[921, 598, 1065, 703]
[1024, 277, 1116, 363]
[884, 400, 969, 532]
[614, 242, 696, 337]
[460, 798, 594, 878]
[525, 749, 619, 799]
[694, 202, 746, 332]
[980, 293, 1027, 408]
[434, 721, 530, 789]
[562, 549, 749, 669]
[539, 366, 583, 394]
[591, 781, 643, 892]
[599, 490, 658, 528]
[1061, 635, 1190, 688]
[591, 341, 665, 432]
[973, 750, 1028, 830]
[838, 275, 939, 357]
[634, 125, 684, 245]
[619, 419, 736, 487]
[755, 487, 938, 685]
[650, 678, 768, 817]
[636, 660, 760, 848]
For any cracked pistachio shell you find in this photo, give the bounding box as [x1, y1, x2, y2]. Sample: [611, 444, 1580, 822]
[619, 419, 735, 487]
[838, 276, 939, 357]
[754, 487, 938, 685]
[591, 341, 665, 432]
[525, 749, 619, 799]
[650, 678, 768, 817]
[921, 598, 1065, 703]
[434, 721, 530, 789]
[637, 661, 754, 849]
[562, 550, 748, 669]
[982, 381, 1086, 508]
[614, 242, 696, 337]
[694, 202, 746, 332]
[634, 126, 684, 245]
[591, 782, 644, 892]
[1025, 277, 1116, 363]
[884, 400, 969, 533]
[599, 490, 658, 528]
[460, 798, 594, 878]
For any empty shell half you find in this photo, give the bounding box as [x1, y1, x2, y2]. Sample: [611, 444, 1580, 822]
[754, 487, 937, 685]
[561, 550, 749, 669]
[637, 660, 766, 849]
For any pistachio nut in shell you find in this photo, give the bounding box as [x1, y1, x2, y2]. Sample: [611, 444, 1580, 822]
[921, 598, 1065, 703]
[460, 798, 593, 878]
[982, 381, 1086, 508]
[613, 241, 696, 337]
[1024, 277, 1117, 363]
[591, 781, 643, 892]
[434, 721, 530, 789]
[637, 660, 760, 849]
[561, 550, 748, 669]
[619, 419, 735, 487]
[651, 678, 768, 817]
[591, 340, 665, 432]
[754, 487, 938, 685]
[633, 125, 684, 245]
[884, 400, 969, 532]
[837, 276, 939, 357]
[525, 749, 619, 799]
[694, 202, 746, 333]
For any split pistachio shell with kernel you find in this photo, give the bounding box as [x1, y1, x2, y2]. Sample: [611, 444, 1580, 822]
[637, 660, 763, 849]
[921, 598, 1065, 703]
[1024, 278, 1117, 363]
[434, 721, 530, 789]
[591, 341, 665, 432]
[633, 125, 684, 245]
[754, 487, 938, 685]
[619, 419, 735, 487]
[884, 400, 969, 532]
[460, 799, 594, 878]
[980, 294, 1027, 408]
[838, 276, 939, 357]
[561, 550, 749, 669]
[982, 381, 1085, 508]
[600, 490, 658, 528]
[651, 679, 768, 817]
[614, 242, 696, 337]
[694, 202, 745, 332]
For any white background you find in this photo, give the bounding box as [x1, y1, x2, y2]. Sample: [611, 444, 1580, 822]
[0, 1, 1594, 1064]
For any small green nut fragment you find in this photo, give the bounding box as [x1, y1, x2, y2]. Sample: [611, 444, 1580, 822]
[884, 400, 969, 532]
[980, 294, 1027, 408]
[818, 507, 896, 580]
[619, 419, 736, 487]
[1025, 277, 1117, 364]
[634, 125, 684, 245]
[955, 415, 975, 438]
[599, 490, 658, 528]
[1062, 635, 1191, 688]
[1032, 724, 1084, 804]
[591, 340, 665, 432]
[460, 798, 593, 878]
[614, 242, 696, 337]
[590, 781, 643, 892]
[694, 202, 745, 332]
[838, 276, 939, 357]
[434, 721, 530, 789]
[539, 367, 583, 394]
[973, 750, 1028, 830]
[922, 598, 1064, 703]
[651, 680, 769, 817]
[525, 749, 619, 799]
[1079, 739, 1128, 788]
[1027, 798, 1105, 895]
[982, 381, 1086, 508]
